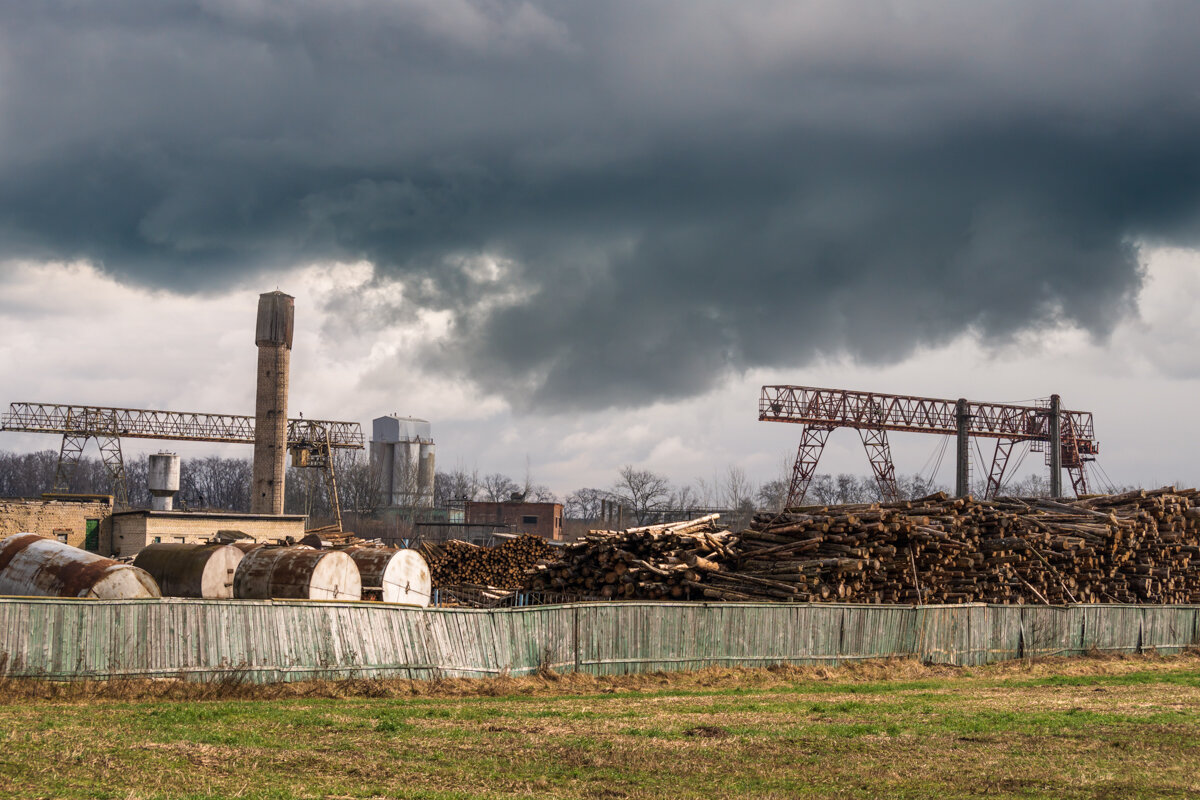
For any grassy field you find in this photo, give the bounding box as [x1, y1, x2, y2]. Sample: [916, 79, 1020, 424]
[1, 654, 1199, 799]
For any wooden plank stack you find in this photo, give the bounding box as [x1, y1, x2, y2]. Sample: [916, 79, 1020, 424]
[524, 489, 1200, 604]
[421, 535, 557, 590]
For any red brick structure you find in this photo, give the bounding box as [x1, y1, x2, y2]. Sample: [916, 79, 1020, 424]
[465, 501, 564, 541]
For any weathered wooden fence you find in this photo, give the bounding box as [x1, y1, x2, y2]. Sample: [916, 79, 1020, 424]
[0, 599, 1197, 682]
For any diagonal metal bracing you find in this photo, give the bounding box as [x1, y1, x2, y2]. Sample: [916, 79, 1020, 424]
[54, 434, 89, 493]
[95, 436, 130, 508]
[786, 425, 833, 507]
[984, 438, 1018, 499]
[859, 427, 900, 503]
[761, 385, 1100, 500]
[2, 402, 365, 509]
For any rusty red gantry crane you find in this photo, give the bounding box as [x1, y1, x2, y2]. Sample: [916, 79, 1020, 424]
[0, 402, 364, 523]
[758, 386, 1099, 506]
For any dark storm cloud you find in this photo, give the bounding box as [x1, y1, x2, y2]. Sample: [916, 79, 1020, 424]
[2, 1, 1200, 409]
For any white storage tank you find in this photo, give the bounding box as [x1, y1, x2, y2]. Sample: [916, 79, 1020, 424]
[148, 452, 181, 511]
[343, 546, 431, 607]
[132, 543, 244, 599]
[0, 534, 161, 599]
[233, 546, 361, 600]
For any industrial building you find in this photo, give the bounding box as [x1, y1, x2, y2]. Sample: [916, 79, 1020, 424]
[0, 494, 113, 550]
[466, 500, 564, 541]
[371, 415, 435, 508]
[109, 509, 307, 558]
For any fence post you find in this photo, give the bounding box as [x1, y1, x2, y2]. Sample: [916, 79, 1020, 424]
[573, 605, 581, 673]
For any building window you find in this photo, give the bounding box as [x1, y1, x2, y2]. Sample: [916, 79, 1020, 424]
[56, 533, 68, 543]
[175, 536, 186, 543]
[152, 537, 162, 544]
[522, 515, 538, 525]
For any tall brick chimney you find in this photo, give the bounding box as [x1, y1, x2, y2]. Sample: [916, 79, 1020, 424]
[251, 291, 294, 515]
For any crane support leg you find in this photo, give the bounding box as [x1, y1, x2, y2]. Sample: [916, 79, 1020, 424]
[859, 427, 901, 503]
[54, 434, 89, 493]
[786, 425, 832, 507]
[985, 438, 1018, 500]
[96, 436, 130, 509]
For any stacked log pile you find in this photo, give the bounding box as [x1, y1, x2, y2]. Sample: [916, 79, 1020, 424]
[525, 489, 1200, 604]
[421, 535, 557, 589]
[525, 515, 737, 600]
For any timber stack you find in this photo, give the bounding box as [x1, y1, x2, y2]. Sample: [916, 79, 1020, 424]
[525, 489, 1200, 604]
[524, 515, 736, 600]
[421, 535, 556, 589]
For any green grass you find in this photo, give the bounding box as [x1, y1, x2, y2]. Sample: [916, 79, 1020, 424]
[1, 655, 1199, 799]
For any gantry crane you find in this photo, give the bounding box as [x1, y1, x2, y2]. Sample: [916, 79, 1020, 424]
[758, 386, 1098, 506]
[0, 402, 363, 526]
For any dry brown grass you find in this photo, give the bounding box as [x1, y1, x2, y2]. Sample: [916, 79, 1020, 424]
[0, 649, 1195, 704]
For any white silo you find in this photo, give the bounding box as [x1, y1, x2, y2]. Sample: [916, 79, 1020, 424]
[148, 452, 181, 511]
[371, 415, 435, 507]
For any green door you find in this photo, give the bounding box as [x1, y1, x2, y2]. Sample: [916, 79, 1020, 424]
[84, 519, 100, 552]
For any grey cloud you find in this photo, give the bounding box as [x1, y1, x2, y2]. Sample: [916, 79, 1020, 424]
[2, 1, 1200, 409]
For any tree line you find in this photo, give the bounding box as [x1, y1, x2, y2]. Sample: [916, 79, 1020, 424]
[0, 449, 1092, 526]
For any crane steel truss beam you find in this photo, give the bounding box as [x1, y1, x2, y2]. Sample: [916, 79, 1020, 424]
[760, 386, 1098, 505]
[1, 402, 363, 510]
[759, 386, 1096, 445]
[0, 403, 364, 448]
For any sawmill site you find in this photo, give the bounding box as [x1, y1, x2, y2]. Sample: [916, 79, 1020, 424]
[3, 291, 1200, 800]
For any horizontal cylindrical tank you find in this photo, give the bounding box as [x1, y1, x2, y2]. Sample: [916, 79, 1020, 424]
[233, 547, 361, 601]
[343, 546, 431, 607]
[0, 534, 161, 599]
[132, 543, 244, 599]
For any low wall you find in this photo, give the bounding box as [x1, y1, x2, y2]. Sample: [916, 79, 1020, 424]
[0, 599, 1197, 682]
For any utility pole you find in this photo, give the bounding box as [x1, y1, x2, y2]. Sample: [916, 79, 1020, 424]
[1049, 393, 1062, 498]
[955, 398, 971, 498]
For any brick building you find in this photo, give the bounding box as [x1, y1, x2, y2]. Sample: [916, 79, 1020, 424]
[0, 494, 113, 551]
[109, 510, 307, 558]
[465, 501, 564, 541]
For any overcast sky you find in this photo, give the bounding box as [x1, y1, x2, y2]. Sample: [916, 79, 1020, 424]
[2, 1, 1199, 498]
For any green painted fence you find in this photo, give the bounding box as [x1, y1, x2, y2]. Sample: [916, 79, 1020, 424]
[0, 599, 1197, 682]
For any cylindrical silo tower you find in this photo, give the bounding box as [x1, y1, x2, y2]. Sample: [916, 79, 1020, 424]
[251, 291, 293, 515]
[371, 415, 435, 508]
[417, 442, 436, 507]
[147, 452, 181, 511]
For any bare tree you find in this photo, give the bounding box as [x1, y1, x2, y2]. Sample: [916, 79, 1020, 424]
[527, 484, 558, 503]
[611, 465, 671, 525]
[434, 468, 480, 506]
[481, 472, 519, 502]
[721, 465, 753, 509]
[336, 449, 384, 515]
[564, 487, 608, 520]
[756, 479, 788, 513]
[669, 483, 701, 513]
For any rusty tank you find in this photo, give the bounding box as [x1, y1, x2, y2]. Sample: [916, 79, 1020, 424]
[233, 546, 361, 600]
[132, 543, 244, 599]
[0, 534, 161, 599]
[342, 546, 431, 607]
